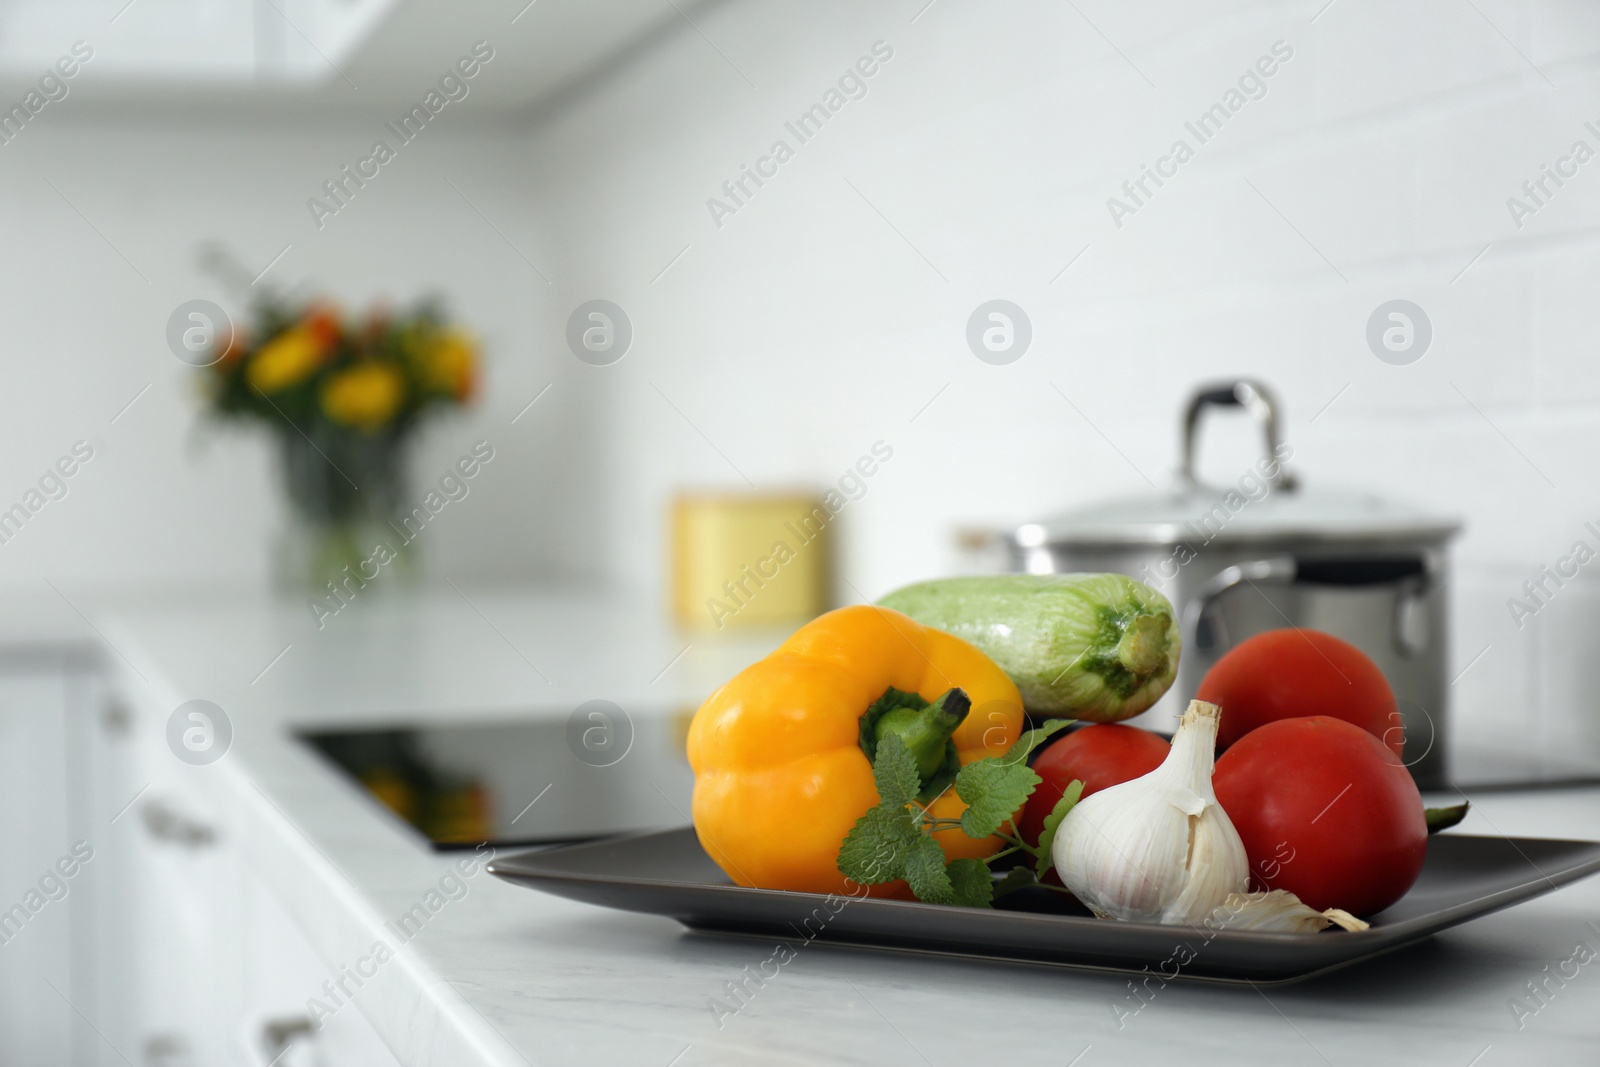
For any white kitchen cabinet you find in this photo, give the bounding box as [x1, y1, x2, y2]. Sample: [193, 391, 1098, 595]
[75, 676, 403, 1066]
[235, 874, 405, 1067]
[0, 657, 406, 1067]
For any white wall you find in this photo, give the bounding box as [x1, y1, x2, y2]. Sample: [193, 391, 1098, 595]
[3, 0, 1599, 746]
[512, 0, 1600, 745]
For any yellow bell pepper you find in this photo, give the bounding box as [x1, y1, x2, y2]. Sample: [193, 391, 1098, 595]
[687, 604, 1024, 895]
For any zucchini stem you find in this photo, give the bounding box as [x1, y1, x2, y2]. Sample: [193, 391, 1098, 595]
[1116, 613, 1170, 677]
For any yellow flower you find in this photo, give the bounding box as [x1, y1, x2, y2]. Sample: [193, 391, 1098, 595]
[422, 328, 478, 401]
[322, 363, 405, 432]
[247, 327, 326, 394]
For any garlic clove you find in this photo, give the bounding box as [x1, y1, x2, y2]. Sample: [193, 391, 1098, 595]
[1169, 785, 1205, 816]
[1052, 699, 1249, 925]
[1208, 889, 1372, 933]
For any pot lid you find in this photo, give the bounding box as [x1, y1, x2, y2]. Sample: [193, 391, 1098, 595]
[1015, 483, 1460, 549]
[1014, 380, 1461, 549]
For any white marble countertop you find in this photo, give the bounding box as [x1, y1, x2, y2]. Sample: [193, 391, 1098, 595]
[93, 589, 1600, 1067]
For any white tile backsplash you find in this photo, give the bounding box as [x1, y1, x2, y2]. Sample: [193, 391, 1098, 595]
[502, 0, 1600, 753]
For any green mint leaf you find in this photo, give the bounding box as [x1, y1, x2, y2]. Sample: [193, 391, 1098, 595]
[901, 833, 955, 904]
[837, 734, 925, 886]
[837, 806, 916, 885]
[1000, 717, 1074, 767]
[871, 733, 921, 810]
[955, 759, 1041, 839]
[1034, 779, 1084, 880]
[945, 858, 995, 908]
[991, 865, 1037, 901]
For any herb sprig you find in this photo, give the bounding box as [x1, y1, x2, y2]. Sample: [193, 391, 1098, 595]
[837, 718, 1084, 907]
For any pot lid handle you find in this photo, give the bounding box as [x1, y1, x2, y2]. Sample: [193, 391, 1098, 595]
[1180, 380, 1298, 492]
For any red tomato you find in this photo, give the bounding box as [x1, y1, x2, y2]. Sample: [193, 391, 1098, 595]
[1198, 628, 1403, 757]
[1213, 716, 1427, 916]
[1020, 724, 1169, 846]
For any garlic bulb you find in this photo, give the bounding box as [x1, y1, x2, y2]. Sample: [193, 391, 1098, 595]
[1052, 699, 1248, 924]
[1208, 890, 1370, 933]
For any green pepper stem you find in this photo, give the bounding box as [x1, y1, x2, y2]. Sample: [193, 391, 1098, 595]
[1116, 614, 1170, 677]
[871, 688, 969, 784]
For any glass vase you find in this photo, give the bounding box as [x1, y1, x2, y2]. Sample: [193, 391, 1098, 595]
[274, 427, 417, 594]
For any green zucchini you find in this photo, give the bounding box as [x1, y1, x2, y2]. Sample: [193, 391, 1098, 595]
[878, 574, 1180, 722]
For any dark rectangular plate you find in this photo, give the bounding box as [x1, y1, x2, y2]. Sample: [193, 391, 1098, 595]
[488, 828, 1600, 983]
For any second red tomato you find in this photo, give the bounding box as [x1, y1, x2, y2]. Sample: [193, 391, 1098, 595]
[1198, 627, 1403, 756]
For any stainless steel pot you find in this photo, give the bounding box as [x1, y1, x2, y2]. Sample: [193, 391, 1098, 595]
[1002, 380, 1460, 788]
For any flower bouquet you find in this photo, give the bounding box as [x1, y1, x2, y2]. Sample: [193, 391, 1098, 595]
[201, 295, 479, 590]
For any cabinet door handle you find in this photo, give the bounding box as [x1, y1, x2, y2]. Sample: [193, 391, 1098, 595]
[255, 1015, 317, 1067]
[101, 697, 132, 736]
[142, 1032, 190, 1066]
[141, 798, 217, 848]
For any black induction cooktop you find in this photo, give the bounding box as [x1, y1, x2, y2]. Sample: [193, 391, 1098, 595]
[297, 705, 1600, 854]
[297, 706, 695, 851]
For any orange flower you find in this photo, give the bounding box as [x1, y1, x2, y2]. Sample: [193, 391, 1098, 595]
[215, 327, 248, 368]
[303, 304, 342, 349]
